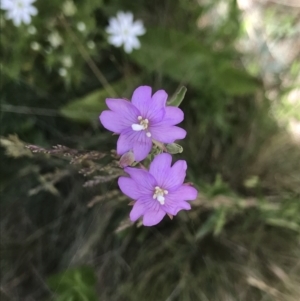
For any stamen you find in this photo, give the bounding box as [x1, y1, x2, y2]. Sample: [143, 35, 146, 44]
[164, 190, 168, 194]
[146, 132, 151, 138]
[138, 116, 143, 120]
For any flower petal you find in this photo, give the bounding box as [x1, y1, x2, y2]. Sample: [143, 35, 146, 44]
[149, 153, 172, 186]
[152, 90, 168, 108]
[140, 90, 168, 123]
[163, 160, 187, 190]
[99, 111, 129, 133]
[171, 185, 198, 201]
[108, 35, 123, 47]
[133, 138, 152, 162]
[156, 106, 184, 126]
[124, 36, 140, 53]
[117, 132, 134, 155]
[143, 208, 166, 226]
[130, 201, 147, 222]
[117, 129, 152, 161]
[131, 86, 152, 116]
[131, 20, 146, 36]
[118, 177, 142, 200]
[28, 5, 37, 15]
[150, 125, 186, 143]
[163, 200, 191, 216]
[146, 107, 166, 124]
[124, 167, 157, 195]
[106, 98, 140, 123]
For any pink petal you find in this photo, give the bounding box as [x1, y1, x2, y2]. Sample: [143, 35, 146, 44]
[163, 160, 187, 190]
[117, 129, 153, 161]
[118, 177, 142, 200]
[130, 201, 147, 222]
[146, 107, 165, 124]
[143, 208, 166, 226]
[157, 106, 184, 126]
[149, 153, 172, 186]
[106, 98, 140, 123]
[143, 90, 168, 123]
[133, 137, 152, 162]
[151, 90, 168, 108]
[124, 167, 157, 195]
[163, 201, 191, 216]
[150, 125, 186, 143]
[117, 132, 134, 155]
[131, 86, 152, 116]
[167, 185, 198, 202]
[99, 111, 129, 133]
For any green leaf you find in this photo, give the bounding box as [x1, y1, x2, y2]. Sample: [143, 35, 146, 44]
[213, 208, 227, 236]
[47, 266, 96, 294]
[195, 213, 218, 241]
[266, 218, 300, 232]
[216, 65, 260, 95]
[168, 86, 187, 107]
[60, 78, 138, 123]
[130, 28, 260, 95]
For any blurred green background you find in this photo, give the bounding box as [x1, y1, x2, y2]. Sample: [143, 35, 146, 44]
[1, 0, 300, 300]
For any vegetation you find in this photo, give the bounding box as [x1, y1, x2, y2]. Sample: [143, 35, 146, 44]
[1, 0, 299, 300]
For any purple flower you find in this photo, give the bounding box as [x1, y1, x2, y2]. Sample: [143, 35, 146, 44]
[99, 86, 186, 162]
[118, 153, 198, 226]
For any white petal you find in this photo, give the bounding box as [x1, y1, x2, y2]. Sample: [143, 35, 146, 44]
[1, 0, 13, 9]
[124, 41, 133, 53]
[117, 11, 133, 27]
[21, 11, 31, 24]
[124, 36, 140, 52]
[131, 21, 146, 36]
[108, 34, 123, 47]
[13, 14, 22, 26]
[28, 5, 38, 16]
[106, 18, 120, 34]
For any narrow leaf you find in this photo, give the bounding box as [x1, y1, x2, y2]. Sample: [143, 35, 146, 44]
[168, 86, 187, 107]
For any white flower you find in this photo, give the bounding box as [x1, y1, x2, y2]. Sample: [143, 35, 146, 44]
[62, 0, 76, 17]
[87, 40, 95, 49]
[106, 11, 146, 53]
[48, 31, 63, 48]
[1, 0, 38, 27]
[59, 68, 67, 77]
[77, 21, 86, 32]
[62, 55, 73, 68]
[30, 41, 40, 51]
[27, 25, 36, 34]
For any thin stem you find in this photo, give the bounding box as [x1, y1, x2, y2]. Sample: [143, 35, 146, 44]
[60, 15, 117, 96]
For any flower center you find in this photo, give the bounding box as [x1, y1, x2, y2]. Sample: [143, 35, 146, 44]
[131, 116, 152, 138]
[153, 186, 168, 205]
[17, 1, 24, 8]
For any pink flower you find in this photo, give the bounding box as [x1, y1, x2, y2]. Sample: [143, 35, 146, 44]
[99, 86, 186, 162]
[118, 153, 198, 226]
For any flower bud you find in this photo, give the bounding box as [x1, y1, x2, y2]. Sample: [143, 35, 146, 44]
[119, 151, 135, 168]
[166, 143, 183, 154]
